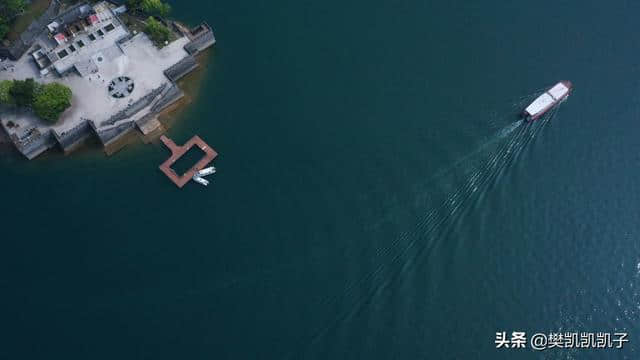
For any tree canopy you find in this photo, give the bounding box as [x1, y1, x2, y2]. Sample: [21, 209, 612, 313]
[144, 16, 170, 46]
[10, 78, 36, 107]
[33, 83, 72, 123]
[0, 0, 25, 39]
[128, 0, 171, 17]
[0, 79, 72, 123]
[0, 79, 14, 105]
[0, 0, 25, 19]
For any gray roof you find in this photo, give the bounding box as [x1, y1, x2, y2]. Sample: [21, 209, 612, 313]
[74, 58, 98, 77]
[56, 4, 92, 27]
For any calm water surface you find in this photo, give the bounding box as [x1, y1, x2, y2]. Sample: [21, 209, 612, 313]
[1, 1, 640, 359]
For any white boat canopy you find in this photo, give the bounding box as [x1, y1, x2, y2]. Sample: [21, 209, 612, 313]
[548, 82, 569, 100]
[525, 93, 554, 116]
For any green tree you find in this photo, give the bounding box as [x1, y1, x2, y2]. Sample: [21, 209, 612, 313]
[33, 83, 72, 123]
[0, 0, 25, 19]
[10, 78, 36, 107]
[128, 0, 171, 17]
[0, 79, 14, 105]
[0, 0, 25, 39]
[32, 83, 72, 123]
[0, 17, 9, 39]
[143, 0, 170, 17]
[144, 16, 170, 45]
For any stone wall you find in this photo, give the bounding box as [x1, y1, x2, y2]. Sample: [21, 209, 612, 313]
[12, 128, 57, 159]
[184, 32, 215, 55]
[184, 22, 216, 56]
[164, 55, 198, 82]
[151, 83, 184, 113]
[54, 119, 93, 152]
[94, 120, 135, 145]
[100, 84, 167, 127]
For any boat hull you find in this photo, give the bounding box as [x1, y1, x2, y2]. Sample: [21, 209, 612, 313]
[522, 80, 572, 121]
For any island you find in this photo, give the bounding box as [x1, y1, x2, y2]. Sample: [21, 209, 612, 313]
[0, 0, 215, 159]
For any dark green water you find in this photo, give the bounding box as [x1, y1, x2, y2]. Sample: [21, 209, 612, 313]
[2, 1, 640, 359]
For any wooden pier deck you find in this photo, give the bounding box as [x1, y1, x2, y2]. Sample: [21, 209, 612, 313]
[159, 135, 218, 188]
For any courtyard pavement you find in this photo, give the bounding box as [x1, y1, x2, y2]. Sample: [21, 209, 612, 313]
[0, 33, 191, 138]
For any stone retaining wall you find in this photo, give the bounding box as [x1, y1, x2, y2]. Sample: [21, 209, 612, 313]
[13, 128, 57, 159]
[184, 25, 216, 56]
[164, 55, 198, 82]
[151, 83, 184, 113]
[95, 120, 135, 145]
[54, 119, 93, 152]
[101, 84, 167, 127]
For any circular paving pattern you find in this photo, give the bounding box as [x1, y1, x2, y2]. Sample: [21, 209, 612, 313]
[108, 76, 135, 99]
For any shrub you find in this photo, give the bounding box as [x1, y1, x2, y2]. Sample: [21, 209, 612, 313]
[144, 16, 170, 45]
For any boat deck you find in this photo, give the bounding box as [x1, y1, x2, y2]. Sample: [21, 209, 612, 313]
[159, 135, 218, 188]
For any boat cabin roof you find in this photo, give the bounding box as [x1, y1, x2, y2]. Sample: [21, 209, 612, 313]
[548, 82, 569, 100]
[525, 93, 554, 116]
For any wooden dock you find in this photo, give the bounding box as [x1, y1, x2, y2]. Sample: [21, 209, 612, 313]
[159, 135, 218, 188]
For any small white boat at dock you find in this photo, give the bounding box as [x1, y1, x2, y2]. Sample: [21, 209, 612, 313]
[198, 166, 217, 177]
[192, 175, 210, 186]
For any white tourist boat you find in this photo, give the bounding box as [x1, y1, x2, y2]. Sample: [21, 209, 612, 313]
[198, 166, 217, 177]
[522, 81, 572, 121]
[192, 175, 210, 186]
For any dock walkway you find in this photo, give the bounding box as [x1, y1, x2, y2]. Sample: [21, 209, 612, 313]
[159, 135, 217, 188]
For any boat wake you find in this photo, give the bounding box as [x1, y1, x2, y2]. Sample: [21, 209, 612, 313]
[498, 120, 523, 138]
[286, 95, 564, 359]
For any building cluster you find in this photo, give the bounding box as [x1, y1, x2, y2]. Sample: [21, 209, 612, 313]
[32, 2, 127, 77]
[0, 1, 216, 160]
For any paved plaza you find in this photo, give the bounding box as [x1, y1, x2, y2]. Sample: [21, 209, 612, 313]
[2, 33, 190, 135]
